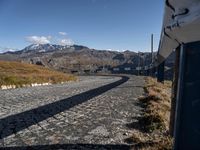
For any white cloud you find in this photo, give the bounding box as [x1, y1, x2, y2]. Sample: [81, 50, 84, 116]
[26, 36, 50, 44]
[59, 32, 67, 36]
[59, 38, 74, 46]
[25, 34, 75, 46]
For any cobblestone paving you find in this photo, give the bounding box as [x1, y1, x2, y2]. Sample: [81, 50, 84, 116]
[0, 75, 144, 149]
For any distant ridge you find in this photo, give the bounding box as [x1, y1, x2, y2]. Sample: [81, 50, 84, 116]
[0, 43, 174, 79]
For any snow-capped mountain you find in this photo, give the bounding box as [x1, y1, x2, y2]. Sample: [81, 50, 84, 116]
[22, 44, 67, 52]
[21, 44, 89, 53]
[0, 47, 19, 54]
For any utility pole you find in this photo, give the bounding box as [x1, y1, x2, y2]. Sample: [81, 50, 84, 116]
[151, 34, 154, 64]
[150, 34, 154, 76]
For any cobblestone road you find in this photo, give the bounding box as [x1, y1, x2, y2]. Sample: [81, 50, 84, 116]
[0, 75, 144, 150]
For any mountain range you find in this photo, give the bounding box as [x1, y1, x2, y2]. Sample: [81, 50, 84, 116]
[0, 44, 174, 78]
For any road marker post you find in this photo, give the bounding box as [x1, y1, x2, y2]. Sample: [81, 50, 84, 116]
[157, 61, 165, 83]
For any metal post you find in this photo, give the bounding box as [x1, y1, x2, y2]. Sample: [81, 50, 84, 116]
[169, 47, 180, 136]
[157, 60, 165, 83]
[153, 67, 156, 77]
[146, 69, 150, 76]
[174, 42, 200, 150]
[151, 34, 154, 64]
[150, 34, 154, 76]
[138, 51, 140, 76]
[141, 53, 143, 76]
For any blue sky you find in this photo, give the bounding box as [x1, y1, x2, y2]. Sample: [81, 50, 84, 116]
[0, 0, 164, 52]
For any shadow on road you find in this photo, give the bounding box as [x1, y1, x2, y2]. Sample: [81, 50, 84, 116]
[0, 76, 129, 140]
[0, 143, 132, 150]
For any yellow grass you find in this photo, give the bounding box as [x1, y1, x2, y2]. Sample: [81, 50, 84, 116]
[129, 77, 173, 150]
[0, 61, 77, 87]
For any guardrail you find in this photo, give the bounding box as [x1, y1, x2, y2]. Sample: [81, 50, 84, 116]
[156, 1, 200, 150]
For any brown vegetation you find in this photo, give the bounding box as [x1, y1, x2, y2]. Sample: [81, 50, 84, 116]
[0, 60, 76, 87]
[128, 77, 173, 150]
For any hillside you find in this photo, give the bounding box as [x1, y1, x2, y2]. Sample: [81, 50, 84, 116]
[0, 60, 76, 87]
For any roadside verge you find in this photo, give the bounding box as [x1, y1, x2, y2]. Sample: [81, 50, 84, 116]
[126, 77, 173, 150]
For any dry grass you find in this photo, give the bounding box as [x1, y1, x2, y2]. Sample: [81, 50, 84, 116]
[0, 60, 77, 87]
[128, 77, 173, 150]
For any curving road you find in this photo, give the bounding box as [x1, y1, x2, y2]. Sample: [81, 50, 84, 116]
[0, 75, 144, 149]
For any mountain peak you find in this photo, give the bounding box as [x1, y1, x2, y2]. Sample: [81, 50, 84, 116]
[21, 44, 89, 53]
